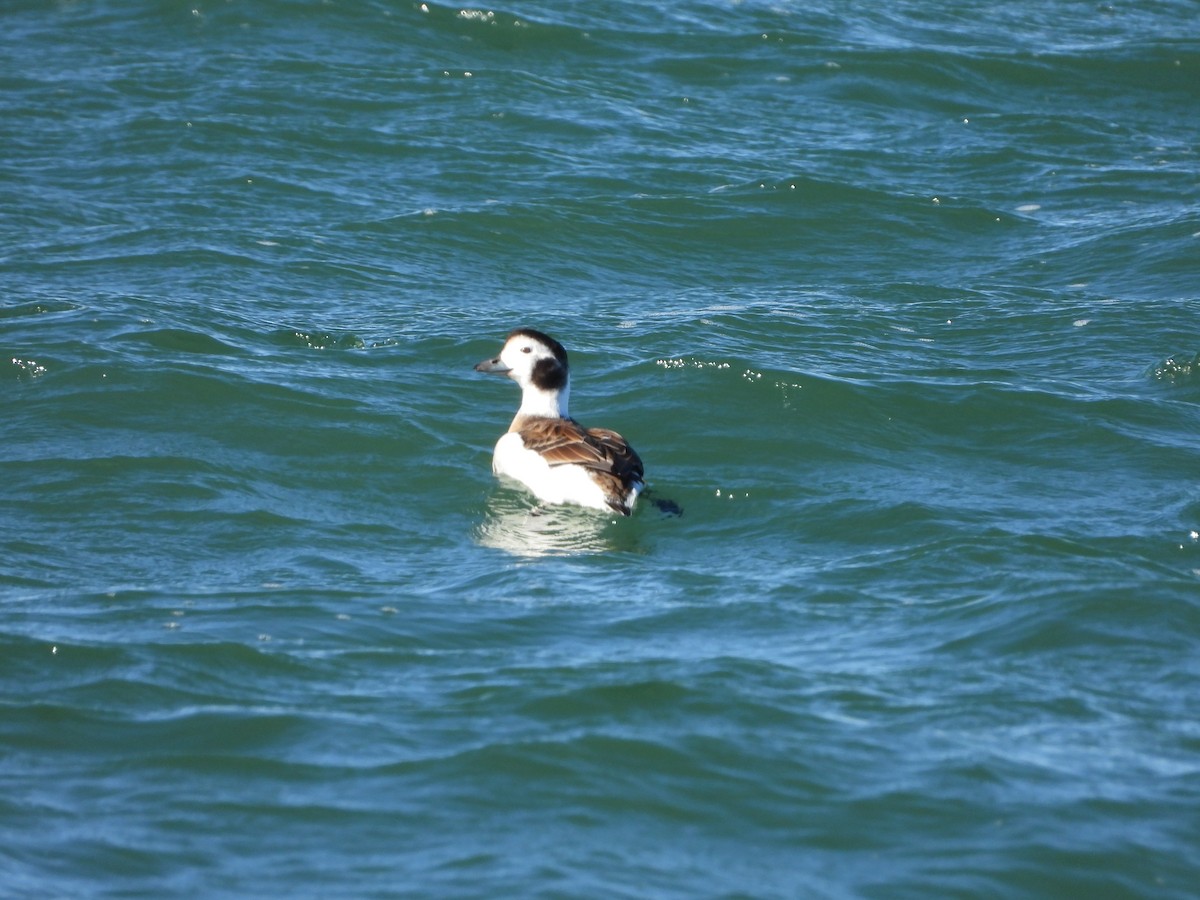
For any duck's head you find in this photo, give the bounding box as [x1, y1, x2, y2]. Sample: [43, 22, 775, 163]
[475, 328, 572, 419]
[475, 328, 570, 395]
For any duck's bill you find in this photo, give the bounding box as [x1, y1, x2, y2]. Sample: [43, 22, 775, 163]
[474, 357, 512, 374]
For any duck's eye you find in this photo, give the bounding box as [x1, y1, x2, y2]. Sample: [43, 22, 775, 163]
[521, 346, 532, 353]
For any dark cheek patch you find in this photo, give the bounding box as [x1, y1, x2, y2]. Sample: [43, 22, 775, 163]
[532, 358, 567, 391]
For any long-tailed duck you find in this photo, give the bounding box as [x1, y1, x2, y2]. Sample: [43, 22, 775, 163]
[474, 328, 644, 516]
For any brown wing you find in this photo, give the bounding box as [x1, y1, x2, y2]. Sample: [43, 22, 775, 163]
[516, 417, 644, 484]
[579, 426, 645, 487]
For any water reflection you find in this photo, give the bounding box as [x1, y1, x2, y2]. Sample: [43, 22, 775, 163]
[473, 492, 628, 558]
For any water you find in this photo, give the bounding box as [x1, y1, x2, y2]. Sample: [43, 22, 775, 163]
[3, 1, 1199, 896]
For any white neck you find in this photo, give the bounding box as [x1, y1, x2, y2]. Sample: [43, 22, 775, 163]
[515, 380, 570, 420]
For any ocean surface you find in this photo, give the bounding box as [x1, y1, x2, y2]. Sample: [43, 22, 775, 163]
[3, 1, 1199, 896]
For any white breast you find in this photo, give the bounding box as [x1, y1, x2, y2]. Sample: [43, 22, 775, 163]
[492, 432, 620, 512]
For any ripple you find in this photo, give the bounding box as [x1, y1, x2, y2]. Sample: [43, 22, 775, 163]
[115, 327, 242, 356]
[1153, 351, 1200, 384]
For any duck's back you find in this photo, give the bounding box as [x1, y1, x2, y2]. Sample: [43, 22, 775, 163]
[494, 416, 643, 515]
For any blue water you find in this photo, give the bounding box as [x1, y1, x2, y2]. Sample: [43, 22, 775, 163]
[3, 1, 1200, 896]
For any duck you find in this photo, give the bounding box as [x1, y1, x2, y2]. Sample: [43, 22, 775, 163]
[474, 328, 644, 516]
